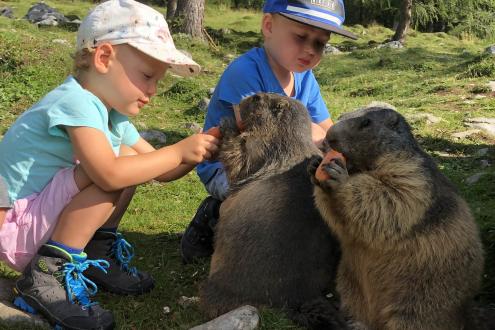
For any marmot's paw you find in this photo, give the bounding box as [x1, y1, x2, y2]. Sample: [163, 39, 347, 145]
[220, 117, 240, 137]
[308, 155, 323, 186]
[319, 160, 349, 191]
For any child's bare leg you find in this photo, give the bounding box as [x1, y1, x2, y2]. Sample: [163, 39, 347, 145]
[51, 144, 138, 246]
[50, 165, 122, 249]
[101, 144, 138, 229]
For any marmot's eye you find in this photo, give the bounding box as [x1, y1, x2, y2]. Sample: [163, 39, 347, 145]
[359, 118, 371, 129]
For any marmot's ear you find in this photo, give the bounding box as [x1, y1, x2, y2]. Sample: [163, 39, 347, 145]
[273, 99, 289, 117]
[385, 110, 401, 129]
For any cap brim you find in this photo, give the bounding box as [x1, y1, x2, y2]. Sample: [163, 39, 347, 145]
[128, 42, 201, 77]
[280, 13, 358, 40]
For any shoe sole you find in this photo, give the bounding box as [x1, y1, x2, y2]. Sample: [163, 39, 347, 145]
[89, 277, 155, 296]
[13, 288, 115, 330]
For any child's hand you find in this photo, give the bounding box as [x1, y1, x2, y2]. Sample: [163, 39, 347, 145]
[174, 133, 219, 164]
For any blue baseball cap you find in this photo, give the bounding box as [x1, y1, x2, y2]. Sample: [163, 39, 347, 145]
[263, 0, 357, 40]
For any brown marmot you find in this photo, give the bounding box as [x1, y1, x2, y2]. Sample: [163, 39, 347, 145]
[200, 93, 344, 328]
[309, 105, 484, 330]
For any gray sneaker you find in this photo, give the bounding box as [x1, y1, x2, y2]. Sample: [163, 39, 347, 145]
[13, 244, 115, 330]
[84, 231, 154, 295]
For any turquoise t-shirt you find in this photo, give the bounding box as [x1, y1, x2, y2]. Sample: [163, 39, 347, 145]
[0, 76, 140, 204]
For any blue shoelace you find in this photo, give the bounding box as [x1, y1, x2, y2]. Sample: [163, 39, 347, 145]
[112, 233, 138, 276]
[63, 259, 109, 308]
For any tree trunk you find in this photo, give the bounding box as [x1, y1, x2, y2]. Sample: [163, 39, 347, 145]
[175, 0, 187, 17]
[179, 0, 205, 39]
[166, 0, 177, 21]
[392, 0, 412, 43]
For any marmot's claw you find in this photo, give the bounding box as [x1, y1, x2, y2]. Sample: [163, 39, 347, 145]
[219, 117, 239, 137]
[321, 161, 349, 189]
[308, 155, 323, 176]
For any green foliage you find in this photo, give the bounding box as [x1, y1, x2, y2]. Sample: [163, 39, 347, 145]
[345, 0, 495, 40]
[1, 1, 495, 328]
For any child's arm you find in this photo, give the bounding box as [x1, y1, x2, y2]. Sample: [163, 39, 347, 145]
[67, 126, 218, 191]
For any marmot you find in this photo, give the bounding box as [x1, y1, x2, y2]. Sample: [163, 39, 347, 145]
[309, 105, 484, 330]
[200, 93, 344, 328]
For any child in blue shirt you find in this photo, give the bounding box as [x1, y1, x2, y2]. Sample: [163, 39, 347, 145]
[181, 0, 357, 263]
[0, 1, 218, 329]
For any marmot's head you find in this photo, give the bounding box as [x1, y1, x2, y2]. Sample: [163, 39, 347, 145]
[237, 93, 312, 143]
[324, 106, 417, 173]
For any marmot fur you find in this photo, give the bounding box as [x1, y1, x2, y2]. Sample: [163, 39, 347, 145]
[309, 105, 484, 330]
[200, 93, 343, 328]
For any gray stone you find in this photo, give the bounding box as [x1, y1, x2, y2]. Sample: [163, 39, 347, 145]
[178, 295, 199, 307]
[485, 45, 495, 55]
[190, 305, 259, 330]
[451, 129, 481, 139]
[0, 7, 14, 18]
[465, 172, 486, 185]
[0, 278, 14, 301]
[480, 160, 492, 168]
[488, 81, 495, 92]
[356, 101, 396, 112]
[324, 44, 342, 55]
[377, 41, 404, 49]
[185, 122, 202, 133]
[474, 94, 486, 99]
[475, 148, 489, 157]
[139, 130, 167, 144]
[480, 159, 491, 168]
[24, 3, 67, 25]
[52, 39, 69, 45]
[198, 97, 210, 112]
[0, 301, 50, 328]
[465, 118, 495, 137]
[408, 113, 442, 125]
[208, 87, 215, 96]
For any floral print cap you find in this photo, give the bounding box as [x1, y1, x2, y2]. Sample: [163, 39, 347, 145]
[76, 0, 200, 77]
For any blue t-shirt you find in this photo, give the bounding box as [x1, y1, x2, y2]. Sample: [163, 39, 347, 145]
[0, 76, 140, 204]
[197, 47, 330, 185]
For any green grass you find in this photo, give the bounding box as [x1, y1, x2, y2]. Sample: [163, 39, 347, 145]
[1, 0, 495, 329]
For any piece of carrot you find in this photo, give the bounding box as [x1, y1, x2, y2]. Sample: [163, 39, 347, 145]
[205, 126, 222, 139]
[315, 149, 346, 182]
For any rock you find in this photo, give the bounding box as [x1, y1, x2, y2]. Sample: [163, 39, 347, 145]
[465, 118, 495, 137]
[190, 305, 259, 330]
[185, 122, 202, 133]
[178, 295, 200, 308]
[475, 148, 489, 157]
[0, 278, 14, 301]
[357, 101, 396, 111]
[485, 45, 495, 56]
[480, 160, 491, 168]
[24, 3, 67, 25]
[208, 87, 215, 96]
[139, 130, 167, 144]
[0, 7, 14, 18]
[52, 39, 69, 45]
[0, 301, 50, 328]
[163, 306, 171, 314]
[474, 94, 486, 99]
[408, 113, 441, 125]
[198, 97, 210, 112]
[488, 81, 495, 92]
[451, 129, 481, 139]
[377, 41, 404, 49]
[465, 172, 486, 185]
[324, 44, 342, 55]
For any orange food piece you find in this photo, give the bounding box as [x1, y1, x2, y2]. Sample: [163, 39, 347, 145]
[205, 126, 222, 139]
[315, 149, 346, 182]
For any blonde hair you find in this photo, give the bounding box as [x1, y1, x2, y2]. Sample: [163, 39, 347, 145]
[72, 47, 95, 79]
